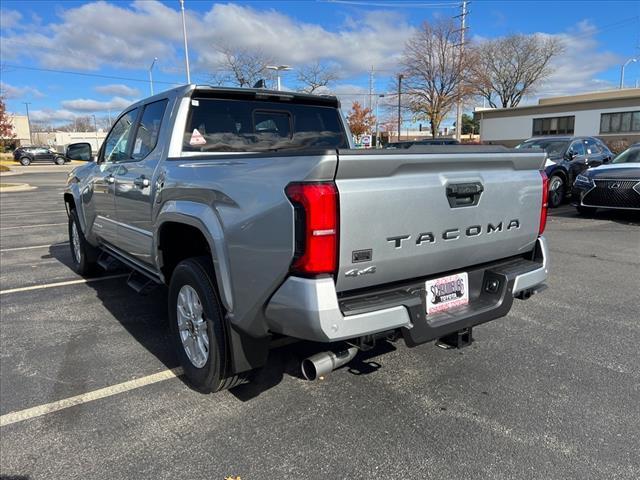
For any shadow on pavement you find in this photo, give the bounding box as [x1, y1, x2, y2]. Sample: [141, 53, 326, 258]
[47, 243, 393, 401]
[549, 204, 640, 225]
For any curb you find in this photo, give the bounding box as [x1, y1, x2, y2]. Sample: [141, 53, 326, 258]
[0, 183, 37, 193]
[0, 171, 22, 177]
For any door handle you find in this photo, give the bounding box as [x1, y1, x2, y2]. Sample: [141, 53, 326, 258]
[133, 176, 150, 188]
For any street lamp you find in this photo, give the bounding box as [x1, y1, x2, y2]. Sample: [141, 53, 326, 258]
[23, 102, 32, 145]
[92, 114, 98, 150]
[375, 94, 385, 148]
[179, 0, 191, 84]
[148, 57, 158, 95]
[620, 58, 637, 89]
[266, 65, 292, 91]
[397, 74, 404, 141]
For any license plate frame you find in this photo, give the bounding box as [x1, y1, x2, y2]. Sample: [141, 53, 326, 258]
[425, 272, 469, 315]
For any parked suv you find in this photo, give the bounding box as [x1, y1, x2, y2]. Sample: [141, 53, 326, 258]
[515, 136, 613, 207]
[13, 146, 67, 166]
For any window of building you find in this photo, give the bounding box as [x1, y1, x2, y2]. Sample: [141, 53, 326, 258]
[532, 116, 574, 136]
[600, 111, 640, 134]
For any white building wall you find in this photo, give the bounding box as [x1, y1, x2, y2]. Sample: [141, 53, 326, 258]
[479, 105, 639, 142]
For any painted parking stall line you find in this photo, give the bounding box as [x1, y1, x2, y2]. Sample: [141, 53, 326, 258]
[0, 243, 69, 253]
[0, 274, 128, 295]
[0, 222, 67, 231]
[0, 368, 184, 427]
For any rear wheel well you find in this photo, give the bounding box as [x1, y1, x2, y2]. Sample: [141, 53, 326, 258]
[159, 222, 212, 284]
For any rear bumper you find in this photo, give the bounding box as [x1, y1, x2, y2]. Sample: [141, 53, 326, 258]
[266, 236, 549, 343]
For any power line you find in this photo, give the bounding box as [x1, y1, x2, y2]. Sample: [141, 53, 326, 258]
[1, 64, 180, 86]
[325, 0, 458, 7]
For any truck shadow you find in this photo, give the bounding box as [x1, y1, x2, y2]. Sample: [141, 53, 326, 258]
[47, 246, 395, 401]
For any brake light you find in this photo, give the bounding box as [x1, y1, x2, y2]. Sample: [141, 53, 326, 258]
[285, 182, 338, 276]
[539, 171, 549, 235]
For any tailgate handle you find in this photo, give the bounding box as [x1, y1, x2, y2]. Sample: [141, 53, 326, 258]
[446, 182, 483, 208]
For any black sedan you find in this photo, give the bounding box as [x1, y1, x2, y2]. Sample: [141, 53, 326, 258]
[13, 146, 67, 166]
[572, 144, 640, 214]
[515, 136, 613, 208]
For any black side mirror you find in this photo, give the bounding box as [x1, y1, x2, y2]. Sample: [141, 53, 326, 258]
[66, 142, 93, 161]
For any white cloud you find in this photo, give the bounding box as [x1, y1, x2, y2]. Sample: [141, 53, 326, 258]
[0, 82, 45, 99]
[29, 109, 78, 123]
[61, 96, 133, 112]
[94, 84, 140, 97]
[0, 1, 414, 76]
[534, 21, 621, 99]
[0, 9, 22, 30]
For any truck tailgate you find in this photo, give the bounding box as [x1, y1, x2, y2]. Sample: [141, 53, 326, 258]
[334, 147, 546, 292]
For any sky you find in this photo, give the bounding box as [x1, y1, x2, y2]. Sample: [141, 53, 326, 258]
[1, 0, 639, 128]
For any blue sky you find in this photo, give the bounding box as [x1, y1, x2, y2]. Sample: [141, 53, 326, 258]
[1, 0, 639, 127]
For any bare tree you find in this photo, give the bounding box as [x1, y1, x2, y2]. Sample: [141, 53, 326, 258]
[470, 34, 564, 108]
[209, 47, 274, 88]
[0, 96, 16, 148]
[400, 20, 471, 138]
[296, 62, 339, 93]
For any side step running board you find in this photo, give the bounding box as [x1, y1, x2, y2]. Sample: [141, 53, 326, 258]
[127, 270, 159, 295]
[97, 252, 123, 272]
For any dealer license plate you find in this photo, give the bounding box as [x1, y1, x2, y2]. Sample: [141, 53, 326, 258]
[425, 272, 469, 315]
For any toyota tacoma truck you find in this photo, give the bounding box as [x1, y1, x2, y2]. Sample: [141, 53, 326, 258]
[64, 85, 549, 393]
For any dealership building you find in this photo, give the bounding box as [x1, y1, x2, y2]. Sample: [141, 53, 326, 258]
[474, 88, 640, 147]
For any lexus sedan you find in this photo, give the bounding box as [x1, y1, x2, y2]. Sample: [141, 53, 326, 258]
[515, 136, 613, 208]
[572, 143, 640, 214]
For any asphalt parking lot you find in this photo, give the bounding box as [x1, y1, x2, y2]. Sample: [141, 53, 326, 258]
[1, 168, 639, 480]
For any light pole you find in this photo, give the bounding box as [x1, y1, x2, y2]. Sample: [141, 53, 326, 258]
[397, 74, 403, 141]
[148, 57, 158, 95]
[23, 102, 32, 145]
[92, 114, 98, 150]
[375, 94, 385, 148]
[266, 65, 292, 91]
[620, 58, 637, 89]
[179, 0, 191, 84]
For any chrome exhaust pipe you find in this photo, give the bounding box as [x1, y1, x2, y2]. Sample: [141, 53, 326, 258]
[301, 346, 358, 381]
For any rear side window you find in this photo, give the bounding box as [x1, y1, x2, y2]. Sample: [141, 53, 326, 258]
[132, 99, 168, 160]
[183, 98, 346, 152]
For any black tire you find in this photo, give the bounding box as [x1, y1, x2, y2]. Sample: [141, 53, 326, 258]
[168, 256, 243, 393]
[68, 209, 98, 276]
[19, 156, 31, 166]
[54, 156, 65, 165]
[576, 205, 597, 216]
[548, 174, 565, 208]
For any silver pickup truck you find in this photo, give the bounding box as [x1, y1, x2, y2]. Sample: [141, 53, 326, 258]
[64, 85, 549, 393]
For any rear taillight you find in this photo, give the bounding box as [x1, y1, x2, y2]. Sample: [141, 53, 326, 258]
[539, 171, 549, 235]
[285, 182, 338, 276]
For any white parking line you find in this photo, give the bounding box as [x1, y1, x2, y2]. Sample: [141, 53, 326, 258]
[0, 222, 67, 231]
[0, 210, 65, 217]
[0, 243, 69, 252]
[0, 367, 184, 427]
[0, 274, 128, 295]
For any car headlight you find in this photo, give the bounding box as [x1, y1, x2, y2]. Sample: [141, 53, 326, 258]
[575, 174, 593, 186]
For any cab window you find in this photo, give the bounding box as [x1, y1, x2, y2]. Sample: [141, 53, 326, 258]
[102, 108, 139, 163]
[131, 100, 168, 160]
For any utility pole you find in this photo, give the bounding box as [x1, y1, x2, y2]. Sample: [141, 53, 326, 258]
[23, 102, 32, 145]
[179, 0, 191, 84]
[397, 74, 403, 141]
[454, 1, 468, 141]
[368, 66, 374, 110]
